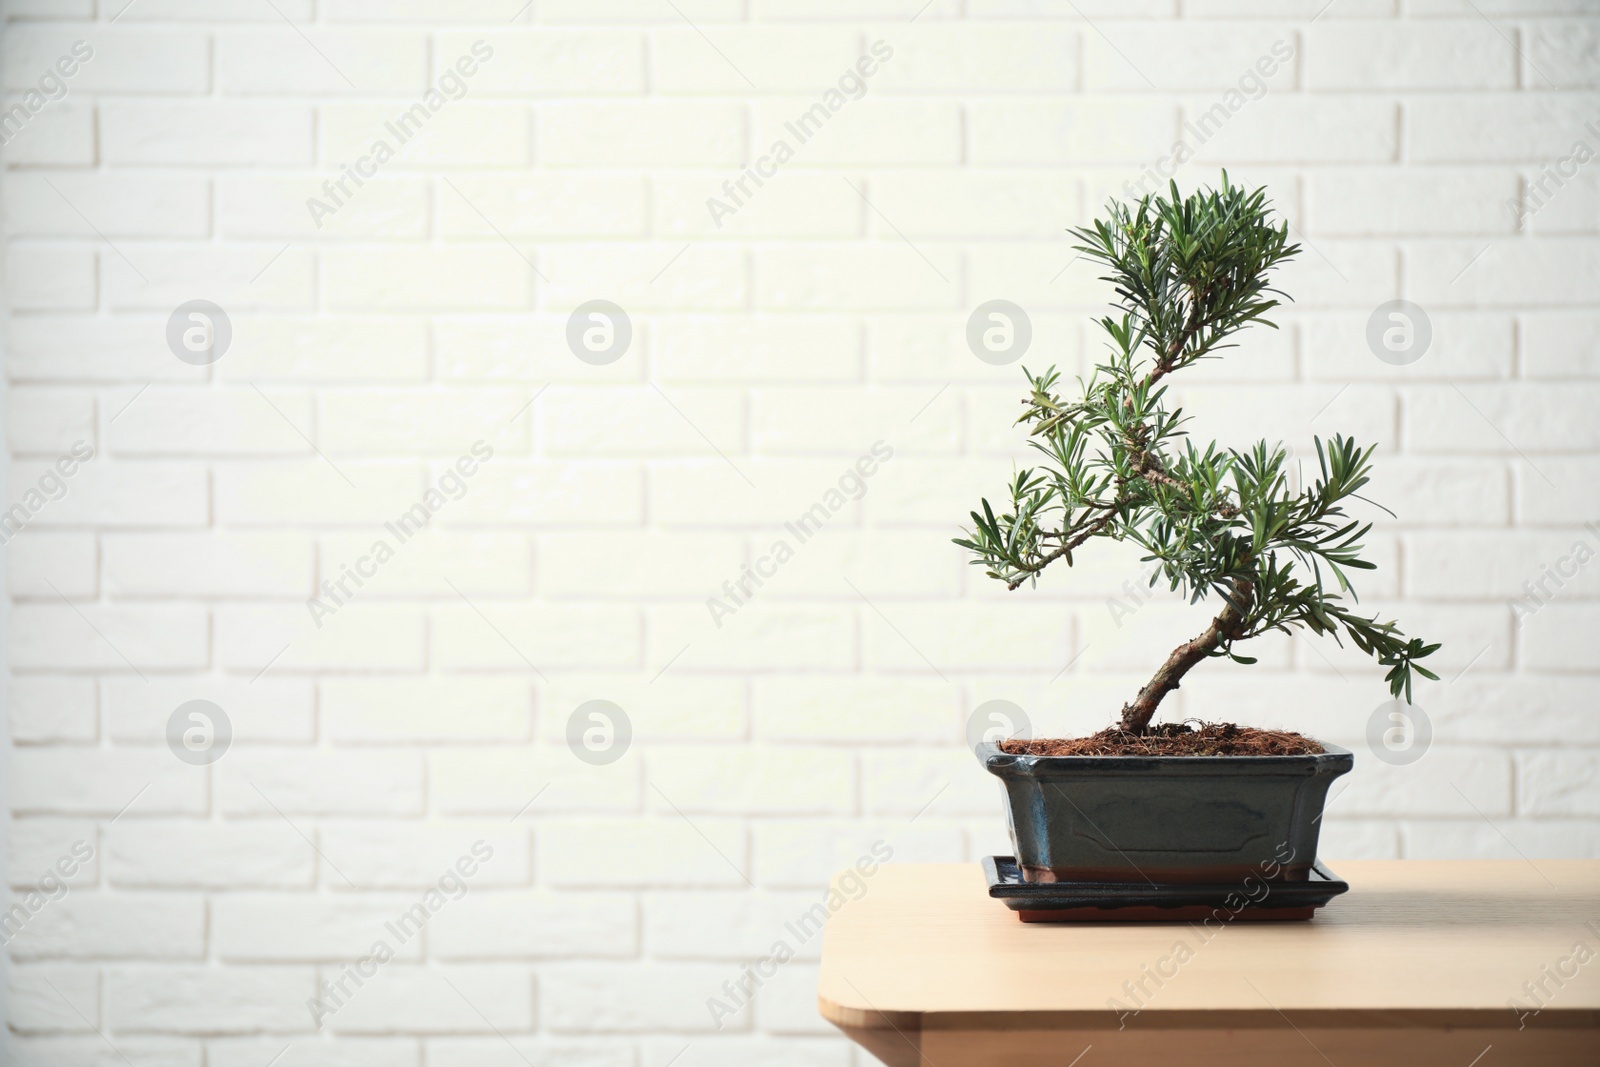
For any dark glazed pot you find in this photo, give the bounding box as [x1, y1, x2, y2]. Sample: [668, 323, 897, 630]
[981, 741, 1354, 884]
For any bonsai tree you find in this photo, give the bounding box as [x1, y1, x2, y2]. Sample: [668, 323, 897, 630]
[956, 175, 1439, 737]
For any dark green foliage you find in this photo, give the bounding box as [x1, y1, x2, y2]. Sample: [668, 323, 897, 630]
[955, 175, 1439, 729]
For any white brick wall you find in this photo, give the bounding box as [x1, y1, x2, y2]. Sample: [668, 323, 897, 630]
[4, 0, 1599, 1062]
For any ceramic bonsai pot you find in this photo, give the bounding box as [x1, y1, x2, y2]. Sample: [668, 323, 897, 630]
[981, 741, 1353, 884]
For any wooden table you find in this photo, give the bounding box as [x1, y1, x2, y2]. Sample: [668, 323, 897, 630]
[818, 861, 1600, 1066]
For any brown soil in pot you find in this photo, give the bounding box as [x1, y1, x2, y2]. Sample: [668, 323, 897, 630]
[999, 721, 1325, 757]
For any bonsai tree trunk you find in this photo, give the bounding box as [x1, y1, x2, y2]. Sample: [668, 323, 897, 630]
[1118, 581, 1252, 733]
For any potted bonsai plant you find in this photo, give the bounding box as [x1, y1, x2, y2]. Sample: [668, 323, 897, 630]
[957, 175, 1439, 911]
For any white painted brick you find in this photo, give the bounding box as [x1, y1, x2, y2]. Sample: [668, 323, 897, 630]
[0, 100, 94, 166]
[216, 175, 429, 240]
[654, 26, 858, 94]
[1308, 23, 1514, 89]
[864, 601, 1074, 672]
[317, 821, 529, 887]
[752, 385, 953, 452]
[8, 965, 98, 1034]
[443, 461, 642, 526]
[1409, 95, 1600, 162]
[754, 677, 957, 743]
[102, 678, 315, 744]
[642, 1036, 849, 1067]
[107, 967, 312, 1033]
[655, 171, 861, 241]
[537, 675, 746, 743]
[539, 531, 742, 597]
[538, 101, 744, 167]
[542, 963, 748, 1032]
[654, 316, 860, 383]
[753, 528, 962, 600]
[11, 604, 207, 672]
[11, 751, 203, 819]
[432, 603, 638, 671]
[750, 820, 963, 887]
[7, 246, 94, 311]
[9, 1037, 203, 1066]
[541, 818, 749, 887]
[323, 0, 509, 17]
[1082, 23, 1296, 92]
[878, 25, 1076, 92]
[1187, 97, 1398, 164]
[5, 27, 208, 94]
[437, 30, 644, 95]
[1521, 313, 1600, 379]
[1403, 383, 1600, 454]
[644, 889, 823, 960]
[430, 747, 640, 815]
[6, 893, 205, 961]
[317, 387, 530, 454]
[752, 99, 962, 166]
[216, 30, 428, 96]
[1518, 458, 1600, 524]
[6, 172, 210, 239]
[1408, 530, 1600, 599]
[1305, 311, 1513, 380]
[319, 531, 530, 600]
[539, 385, 741, 457]
[6, 387, 93, 454]
[864, 172, 1081, 239]
[103, 532, 312, 598]
[321, 676, 529, 741]
[755, 962, 829, 1033]
[216, 603, 426, 672]
[1519, 751, 1600, 816]
[322, 246, 532, 311]
[1308, 168, 1517, 236]
[216, 749, 425, 817]
[7, 317, 203, 384]
[7, 819, 98, 889]
[9, 675, 96, 742]
[1409, 239, 1600, 307]
[647, 603, 855, 670]
[431, 890, 637, 959]
[646, 747, 855, 814]
[7, 459, 206, 527]
[107, 387, 312, 457]
[870, 313, 1082, 384]
[1366, 459, 1512, 525]
[1400, 820, 1600, 862]
[219, 318, 429, 382]
[1191, 0, 1394, 13]
[320, 103, 530, 168]
[755, 244, 960, 311]
[970, 99, 1177, 164]
[115, 0, 314, 17]
[755, 0, 955, 15]
[215, 461, 423, 525]
[107, 822, 314, 889]
[433, 315, 644, 383]
[1525, 20, 1600, 89]
[1521, 603, 1600, 672]
[208, 1040, 414, 1067]
[440, 173, 646, 238]
[105, 245, 317, 313]
[101, 103, 314, 166]
[540, 242, 746, 311]
[426, 1039, 631, 1067]
[861, 749, 1005, 817]
[325, 966, 533, 1034]
[1336, 747, 1512, 818]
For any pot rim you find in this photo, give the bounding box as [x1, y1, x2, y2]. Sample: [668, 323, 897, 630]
[980, 739, 1354, 770]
